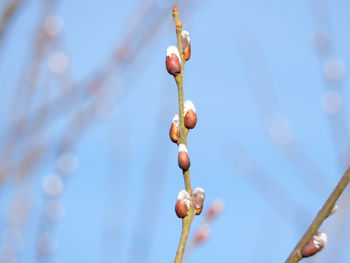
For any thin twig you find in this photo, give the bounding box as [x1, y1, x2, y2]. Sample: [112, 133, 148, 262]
[172, 5, 195, 263]
[0, 0, 23, 53]
[285, 166, 350, 263]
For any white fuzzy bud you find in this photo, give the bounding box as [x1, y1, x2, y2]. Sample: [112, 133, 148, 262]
[178, 144, 188, 153]
[166, 46, 182, 63]
[177, 190, 191, 209]
[313, 232, 328, 250]
[193, 187, 205, 210]
[330, 204, 338, 215]
[184, 100, 196, 114]
[172, 114, 179, 127]
[181, 30, 190, 51]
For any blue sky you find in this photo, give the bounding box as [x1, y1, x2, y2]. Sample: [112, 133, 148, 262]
[1, 0, 350, 262]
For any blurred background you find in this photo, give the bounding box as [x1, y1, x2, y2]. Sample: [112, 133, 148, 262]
[0, 0, 350, 262]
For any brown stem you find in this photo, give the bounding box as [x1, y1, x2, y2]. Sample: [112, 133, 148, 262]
[285, 166, 350, 263]
[172, 5, 195, 263]
[0, 0, 22, 52]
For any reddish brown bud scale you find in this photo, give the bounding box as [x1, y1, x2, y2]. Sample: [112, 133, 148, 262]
[178, 144, 190, 170]
[175, 199, 188, 218]
[301, 232, 328, 258]
[183, 43, 191, 61]
[172, 5, 178, 13]
[195, 207, 203, 215]
[176, 189, 191, 219]
[184, 100, 197, 129]
[178, 151, 190, 170]
[301, 240, 319, 258]
[184, 110, 197, 129]
[169, 114, 180, 143]
[169, 123, 179, 143]
[166, 54, 181, 77]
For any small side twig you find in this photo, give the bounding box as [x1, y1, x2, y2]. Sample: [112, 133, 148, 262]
[285, 166, 350, 263]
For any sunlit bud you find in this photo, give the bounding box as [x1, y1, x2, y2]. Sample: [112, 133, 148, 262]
[172, 5, 178, 14]
[185, 110, 197, 129]
[184, 100, 197, 129]
[207, 199, 225, 219]
[175, 190, 191, 218]
[196, 207, 203, 216]
[175, 200, 188, 218]
[194, 224, 210, 244]
[176, 20, 182, 31]
[193, 187, 205, 215]
[301, 232, 328, 258]
[181, 30, 191, 61]
[166, 46, 181, 77]
[169, 114, 180, 143]
[178, 144, 190, 170]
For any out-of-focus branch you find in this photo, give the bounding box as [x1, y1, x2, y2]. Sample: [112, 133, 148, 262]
[227, 147, 310, 227]
[309, 1, 350, 262]
[285, 166, 350, 263]
[185, 200, 225, 259]
[0, 0, 176, 186]
[0, 0, 58, 189]
[0, 0, 23, 53]
[237, 33, 330, 198]
[126, 89, 174, 263]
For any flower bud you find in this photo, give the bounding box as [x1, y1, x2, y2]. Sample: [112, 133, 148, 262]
[194, 224, 210, 244]
[184, 100, 197, 129]
[175, 200, 188, 218]
[166, 46, 181, 77]
[178, 144, 190, 170]
[301, 232, 328, 258]
[172, 5, 178, 13]
[207, 200, 225, 219]
[169, 114, 180, 143]
[193, 187, 205, 215]
[195, 207, 203, 216]
[181, 30, 191, 61]
[175, 190, 191, 218]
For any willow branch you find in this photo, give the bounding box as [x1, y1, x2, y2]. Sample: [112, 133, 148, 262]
[0, 0, 22, 52]
[173, 5, 194, 263]
[285, 166, 350, 263]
